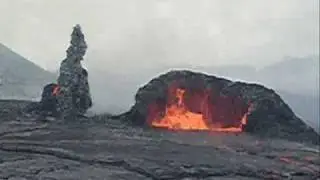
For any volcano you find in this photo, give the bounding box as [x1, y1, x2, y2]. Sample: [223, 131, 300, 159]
[124, 70, 319, 144]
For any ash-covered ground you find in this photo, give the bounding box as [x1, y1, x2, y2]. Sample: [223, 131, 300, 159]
[0, 100, 319, 180]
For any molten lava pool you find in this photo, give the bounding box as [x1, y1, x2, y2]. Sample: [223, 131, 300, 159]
[147, 85, 250, 132]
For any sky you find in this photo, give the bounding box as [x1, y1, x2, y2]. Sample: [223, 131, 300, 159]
[0, 0, 319, 71]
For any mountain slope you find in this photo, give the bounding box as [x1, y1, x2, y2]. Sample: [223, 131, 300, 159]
[258, 56, 319, 96]
[277, 90, 319, 133]
[0, 43, 55, 99]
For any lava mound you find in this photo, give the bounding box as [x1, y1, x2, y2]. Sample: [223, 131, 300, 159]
[124, 70, 319, 144]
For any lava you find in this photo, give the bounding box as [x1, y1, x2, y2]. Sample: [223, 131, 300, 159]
[148, 85, 250, 132]
[151, 88, 210, 130]
[52, 85, 60, 96]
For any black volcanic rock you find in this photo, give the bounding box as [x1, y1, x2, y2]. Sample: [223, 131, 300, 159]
[124, 70, 319, 145]
[0, 99, 320, 179]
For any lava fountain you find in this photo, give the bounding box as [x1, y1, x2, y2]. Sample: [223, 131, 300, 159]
[147, 83, 250, 132]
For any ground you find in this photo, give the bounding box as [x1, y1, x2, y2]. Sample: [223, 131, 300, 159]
[0, 100, 319, 180]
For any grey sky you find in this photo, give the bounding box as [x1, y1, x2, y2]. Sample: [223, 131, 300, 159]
[0, 0, 319, 71]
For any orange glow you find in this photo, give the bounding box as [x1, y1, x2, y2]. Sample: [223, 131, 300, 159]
[52, 85, 60, 96]
[279, 157, 292, 163]
[151, 89, 210, 130]
[148, 85, 250, 132]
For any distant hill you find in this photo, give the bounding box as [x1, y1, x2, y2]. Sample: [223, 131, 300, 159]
[194, 56, 319, 96]
[106, 55, 319, 96]
[258, 56, 319, 96]
[277, 90, 319, 133]
[0, 43, 55, 100]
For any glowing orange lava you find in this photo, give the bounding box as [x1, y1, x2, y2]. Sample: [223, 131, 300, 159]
[52, 85, 60, 96]
[149, 87, 249, 132]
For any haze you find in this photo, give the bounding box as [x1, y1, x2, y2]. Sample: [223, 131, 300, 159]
[0, 0, 319, 124]
[1, 0, 319, 71]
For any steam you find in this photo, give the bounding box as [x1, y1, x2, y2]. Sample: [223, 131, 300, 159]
[0, 0, 318, 127]
[0, 0, 318, 70]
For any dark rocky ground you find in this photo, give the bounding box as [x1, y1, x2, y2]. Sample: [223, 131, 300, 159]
[0, 100, 319, 180]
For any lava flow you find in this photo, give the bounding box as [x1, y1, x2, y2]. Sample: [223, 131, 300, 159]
[148, 85, 249, 132]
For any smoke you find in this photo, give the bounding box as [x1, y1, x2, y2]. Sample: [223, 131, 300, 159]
[0, 0, 318, 70]
[0, 0, 318, 119]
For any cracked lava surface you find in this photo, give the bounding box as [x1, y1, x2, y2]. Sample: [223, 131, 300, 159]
[0, 100, 319, 180]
